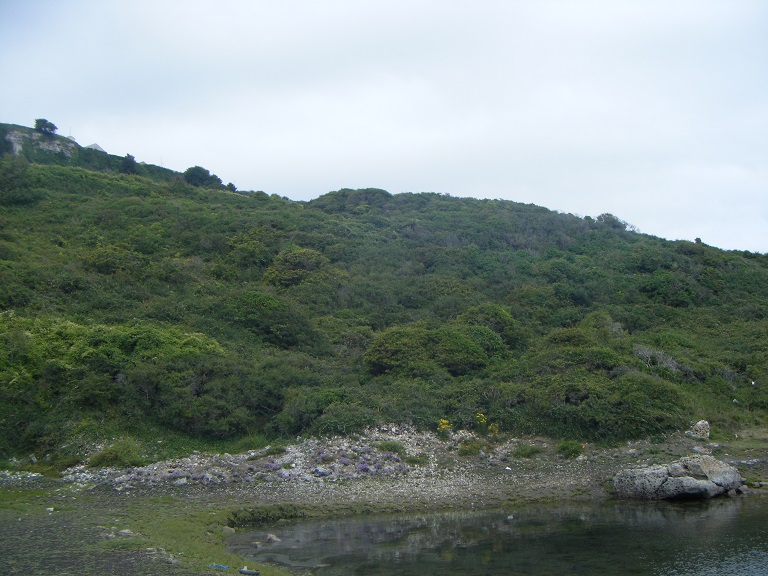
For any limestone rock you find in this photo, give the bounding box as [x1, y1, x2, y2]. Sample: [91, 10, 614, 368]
[614, 464, 669, 499]
[687, 420, 710, 439]
[614, 455, 743, 500]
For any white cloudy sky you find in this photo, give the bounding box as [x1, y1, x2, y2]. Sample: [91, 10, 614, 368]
[2, 1, 767, 252]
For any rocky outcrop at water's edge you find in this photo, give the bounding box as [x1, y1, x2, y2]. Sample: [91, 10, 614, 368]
[613, 455, 746, 500]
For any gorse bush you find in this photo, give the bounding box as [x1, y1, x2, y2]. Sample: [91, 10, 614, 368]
[1, 128, 767, 460]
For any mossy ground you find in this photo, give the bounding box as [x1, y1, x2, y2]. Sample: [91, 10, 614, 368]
[0, 488, 294, 576]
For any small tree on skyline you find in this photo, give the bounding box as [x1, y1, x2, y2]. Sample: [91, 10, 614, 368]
[121, 154, 138, 174]
[34, 118, 57, 134]
[183, 165, 223, 188]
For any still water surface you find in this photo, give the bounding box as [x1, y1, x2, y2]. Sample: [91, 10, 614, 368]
[230, 498, 768, 575]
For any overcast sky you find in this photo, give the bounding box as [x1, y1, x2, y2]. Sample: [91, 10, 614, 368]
[2, 1, 766, 252]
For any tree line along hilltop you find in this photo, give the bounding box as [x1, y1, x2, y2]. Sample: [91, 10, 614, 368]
[1, 121, 767, 466]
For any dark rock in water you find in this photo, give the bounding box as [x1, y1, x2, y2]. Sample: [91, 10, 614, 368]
[614, 455, 744, 500]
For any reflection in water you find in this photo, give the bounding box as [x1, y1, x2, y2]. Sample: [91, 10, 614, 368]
[229, 498, 768, 575]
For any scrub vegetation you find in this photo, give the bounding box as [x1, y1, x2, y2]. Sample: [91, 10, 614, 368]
[1, 122, 768, 465]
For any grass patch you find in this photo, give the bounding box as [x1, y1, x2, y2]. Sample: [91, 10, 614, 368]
[650, 433, 666, 444]
[25, 463, 76, 478]
[230, 503, 311, 525]
[97, 496, 293, 575]
[373, 440, 428, 464]
[556, 440, 583, 459]
[263, 444, 288, 456]
[404, 453, 429, 466]
[225, 432, 275, 454]
[375, 440, 407, 456]
[458, 439, 484, 456]
[88, 437, 146, 468]
[0, 487, 51, 509]
[513, 445, 544, 459]
[1, 489, 291, 575]
[248, 443, 288, 460]
[99, 536, 146, 551]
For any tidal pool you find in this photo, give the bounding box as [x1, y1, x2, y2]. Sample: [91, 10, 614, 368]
[229, 497, 768, 575]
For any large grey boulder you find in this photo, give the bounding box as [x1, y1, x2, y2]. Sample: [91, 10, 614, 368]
[614, 455, 744, 500]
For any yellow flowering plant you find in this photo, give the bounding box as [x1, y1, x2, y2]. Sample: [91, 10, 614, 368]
[437, 418, 452, 439]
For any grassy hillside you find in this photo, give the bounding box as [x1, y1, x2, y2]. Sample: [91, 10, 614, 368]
[0, 122, 178, 184]
[1, 135, 767, 465]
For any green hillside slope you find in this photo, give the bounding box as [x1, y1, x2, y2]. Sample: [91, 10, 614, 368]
[0, 122, 178, 184]
[1, 128, 767, 465]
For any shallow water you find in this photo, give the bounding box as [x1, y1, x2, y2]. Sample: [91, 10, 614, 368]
[230, 498, 768, 575]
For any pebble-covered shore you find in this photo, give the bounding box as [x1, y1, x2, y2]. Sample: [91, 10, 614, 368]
[4, 424, 766, 511]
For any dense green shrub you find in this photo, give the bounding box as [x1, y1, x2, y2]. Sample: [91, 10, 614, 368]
[432, 327, 490, 376]
[364, 323, 436, 376]
[225, 290, 314, 348]
[183, 165, 223, 188]
[364, 323, 497, 377]
[310, 402, 376, 436]
[263, 248, 330, 287]
[0, 155, 47, 206]
[457, 303, 526, 349]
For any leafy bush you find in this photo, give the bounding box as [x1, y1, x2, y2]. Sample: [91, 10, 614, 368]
[226, 290, 314, 348]
[183, 165, 223, 188]
[364, 323, 491, 377]
[364, 323, 436, 376]
[458, 302, 525, 349]
[84, 245, 147, 275]
[0, 155, 47, 206]
[263, 248, 329, 287]
[432, 327, 490, 376]
[309, 402, 375, 436]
